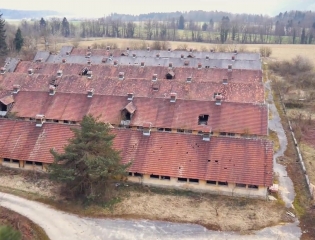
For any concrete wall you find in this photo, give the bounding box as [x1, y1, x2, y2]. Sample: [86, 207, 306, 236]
[128, 174, 267, 199]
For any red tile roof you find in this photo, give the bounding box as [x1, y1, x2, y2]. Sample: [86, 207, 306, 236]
[0, 119, 273, 186]
[13, 62, 262, 84]
[0, 119, 70, 163]
[11, 91, 268, 135]
[0, 72, 264, 104]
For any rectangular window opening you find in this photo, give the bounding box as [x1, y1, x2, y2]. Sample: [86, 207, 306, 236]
[206, 180, 217, 185]
[3, 158, 10, 162]
[218, 181, 228, 186]
[12, 159, 19, 164]
[177, 129, 184, 133]
[128, 172, 133, 176]
[189, 178, 199, 183]
[178, 178, 188, 182]
[248, 185, 258, 189]
[236, 183, 246, 188]
[198, 114, 209, 125]
[157, 128, 164, 132]
[25, 161, 33, 165]
[134, 173, 143, 177]
[165, 128, 171, 132]
[150, 174, 160, 179]
[34, 162, 43, 166]
[220, 132, 227, 136]
[161, 176, 170, 180]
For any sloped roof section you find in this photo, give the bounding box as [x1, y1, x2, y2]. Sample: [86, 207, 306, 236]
[0, 119, 272, 186]
[0, 95, 14, 105]
[123, 101, 136, 114]
[10, 91, 268, 135]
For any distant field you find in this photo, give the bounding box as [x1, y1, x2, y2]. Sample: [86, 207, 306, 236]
[42, 37, 315, 64]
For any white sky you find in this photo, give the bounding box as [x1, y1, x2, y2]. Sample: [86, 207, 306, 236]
[1, 0, 314, 17]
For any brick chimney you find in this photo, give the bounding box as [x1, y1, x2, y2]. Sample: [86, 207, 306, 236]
[0, 67, 6, 74]
[119, 72, 125, 80]
[127, 93, 134, 100]
[143, 122, 152, 136]
[228, 64, 232, 71]
[35, 114, 45, 127]
[140, 61, 145, 67]
[152, 74, 158, 81]
[202, 127, 212, 141]
[168, 62, 173, 68]
[57, 70, 63, 77]
[114, 60, 118, 66]
[147, 46, 150, 52]
[62, 59, 66, 63]
[87, 88, 94, 98]
[28, 68, 34, 75]
[215, 94, 222, 105]
[232, 56, 235, 61]
[87, 71, 93, 79]
[170, 92, 177, 102]
[198, 63, 202, 69]
[49, 85, 56, 95]
[12, 84, 21, 94]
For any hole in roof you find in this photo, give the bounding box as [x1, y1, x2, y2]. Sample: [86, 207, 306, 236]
[208, 160, 211, 162]
[179, 167, 181, 169]
[215, 160, 218, 163]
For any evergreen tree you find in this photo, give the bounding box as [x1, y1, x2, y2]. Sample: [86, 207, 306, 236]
[0, 13, 8, 57]
[300, 28, 306, 44]
[61, 17, 70, 37]
[49, 115, 131, 202]
[178, 15, 185, 30]
[13, 28, 24, 52]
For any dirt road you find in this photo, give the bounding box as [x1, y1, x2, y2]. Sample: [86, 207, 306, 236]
[0, 192, 301, 240]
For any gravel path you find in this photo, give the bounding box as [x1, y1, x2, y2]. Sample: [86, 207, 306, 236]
[0, 192, 301, 240]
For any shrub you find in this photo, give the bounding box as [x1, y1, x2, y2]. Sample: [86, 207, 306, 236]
[259, 46, 272, 57]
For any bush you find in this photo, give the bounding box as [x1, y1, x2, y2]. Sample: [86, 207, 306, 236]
[259, 46, 272, 57]
[0, 225, 21, 240]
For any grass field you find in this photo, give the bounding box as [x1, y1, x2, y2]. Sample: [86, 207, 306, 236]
[37, 37, 315, 64]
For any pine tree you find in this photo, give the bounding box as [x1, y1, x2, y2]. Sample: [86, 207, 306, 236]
[49, 115, 131, 202]
[178, 15, 185, 30]
[61, 17, 70, 37]
[13, 28, 24, 52]
[0, 13, 8, 57]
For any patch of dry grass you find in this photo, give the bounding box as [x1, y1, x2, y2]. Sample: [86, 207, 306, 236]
[300, 143, 315, 184]
[0, 167, 289, 232]
[269, 129, 280, 152]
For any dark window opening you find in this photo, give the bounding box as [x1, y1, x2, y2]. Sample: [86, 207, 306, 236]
[134, 173, 143, 177]
[158, 128, 164, 132]
[64, 120, 69, 124]
[236, 183, 246, 188]
[25, 161, 33, 165]
[81, 68, 88, 76]
[3, 158, 10, 162]
[248, 185, 258, 189]
[128, 172, 133, 176]
[220, 132, 227, 136]
[205, 66, 210, 69]
[166, 73, 173, 79]
[207, 180, 217, 185]
[137, 126, 143, 130]
[121, 110, 131, 121]
[0, 103, 7, 111]
[153, 86, 159, 91]
[198, 114, 209, 125]
[12, 159, 19, 163]
[177, 129, 184, 133]
[34, 162, 42, 166]
[53, 119, 59, 123]
[198, 131, 203, 135]
[184, 130, 192, 134]
[165, 128, 171, 132]
[150, 174, 159, 179]
[189, 178, 199, 183]
[218, 181, 228, 186]
[178, 178, 187, 182]
[161, 176, 170, 180]
[228, 133, 235, 136]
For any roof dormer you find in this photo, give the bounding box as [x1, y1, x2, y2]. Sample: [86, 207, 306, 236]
[170, 92, 177, 103]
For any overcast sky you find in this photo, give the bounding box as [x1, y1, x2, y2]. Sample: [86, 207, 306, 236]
[1, 0, 315, 17]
